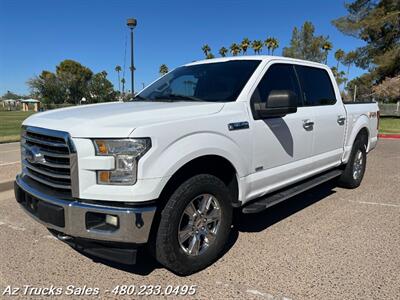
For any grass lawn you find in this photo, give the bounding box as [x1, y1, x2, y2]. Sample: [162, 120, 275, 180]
[379, 117, 400, 134]
[0, 110, 399, 144]
[0, 111, 35, 143]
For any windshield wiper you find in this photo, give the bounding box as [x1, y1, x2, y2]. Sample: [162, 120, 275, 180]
[133, 95, 151, 101]
[154, 94, 204, 102]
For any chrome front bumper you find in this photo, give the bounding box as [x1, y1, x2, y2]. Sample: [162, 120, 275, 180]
[14, 174, 156, 244]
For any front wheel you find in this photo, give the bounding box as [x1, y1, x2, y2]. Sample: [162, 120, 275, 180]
[154, 174, 233, 275]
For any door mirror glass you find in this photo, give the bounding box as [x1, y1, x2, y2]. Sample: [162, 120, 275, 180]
[255, 90, 298, 118]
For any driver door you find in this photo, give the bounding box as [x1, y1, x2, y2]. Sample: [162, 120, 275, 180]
[248, 62, 315, 197]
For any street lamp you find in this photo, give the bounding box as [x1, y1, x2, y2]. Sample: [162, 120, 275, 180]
[127, 18, 137, 98]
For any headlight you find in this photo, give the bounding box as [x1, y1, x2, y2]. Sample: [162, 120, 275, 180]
[93, 138, 151, 185]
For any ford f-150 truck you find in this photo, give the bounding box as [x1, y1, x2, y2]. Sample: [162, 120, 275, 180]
[15, 56, 379, 275]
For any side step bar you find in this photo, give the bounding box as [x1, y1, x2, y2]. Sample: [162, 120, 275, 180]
[242, 169, 343, 214]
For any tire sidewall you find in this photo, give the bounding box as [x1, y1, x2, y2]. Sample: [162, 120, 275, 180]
[348, 139, 367, 186]
[156, 175, 233, 273]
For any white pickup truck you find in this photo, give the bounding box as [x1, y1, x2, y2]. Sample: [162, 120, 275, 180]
[15, 56, 379, 275]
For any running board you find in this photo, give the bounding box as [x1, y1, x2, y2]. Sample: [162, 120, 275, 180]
[242, 169, 343, 214]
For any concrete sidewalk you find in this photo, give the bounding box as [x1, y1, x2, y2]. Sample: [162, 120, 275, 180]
[0, 142, 20, 191]
[0, 140, 399, 299]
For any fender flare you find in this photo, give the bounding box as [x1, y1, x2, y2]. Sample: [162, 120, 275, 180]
[139, 131, 250, 180]
[342, 114, 370, 163]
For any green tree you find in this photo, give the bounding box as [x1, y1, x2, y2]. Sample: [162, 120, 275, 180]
[334, 49, 345, 70]
[201, 44, 211, 58]
[27, 71, 67, 105]
[283, 21, 330, 63]
[332, 0, 400, 82]
[321, 41, 333, 64]
[56, 59, 93, 104]
[1, 91, 23, 100]
[331, 66, 347, 88]
[230, 43, 241, 56]
[159, 64, 169, 75]
[219, 47, 228, 57]
[343, 51, 358, 81]
[241, 38, 251, 55]
[265, 37, 279, 55]
[28, 60, 119, 105]
[115, 65, 122, 92]
[88, 71, 116, 103]
[251, 40, 263, 54]
[346, 73, 375, 101]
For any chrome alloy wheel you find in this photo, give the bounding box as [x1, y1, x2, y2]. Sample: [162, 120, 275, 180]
[178, 194, 221, 256]
[353, 150, 363, 180]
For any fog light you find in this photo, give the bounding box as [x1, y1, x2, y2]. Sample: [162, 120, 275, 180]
[105, 214, 119, 227]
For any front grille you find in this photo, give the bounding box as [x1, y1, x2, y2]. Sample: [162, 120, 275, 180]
[21, 126, 76, 196]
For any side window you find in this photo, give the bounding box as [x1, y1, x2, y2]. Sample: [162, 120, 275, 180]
[295, 66, 337, 106]
[251, 63, 302, 106]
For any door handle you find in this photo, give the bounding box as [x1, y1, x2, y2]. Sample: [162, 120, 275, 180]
[337, 115, 346, 125]
[303, 119, 314, 130]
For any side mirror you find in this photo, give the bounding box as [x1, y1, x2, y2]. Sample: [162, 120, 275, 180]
[254, 90, 298, 118]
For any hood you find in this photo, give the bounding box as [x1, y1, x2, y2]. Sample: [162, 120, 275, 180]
[23, 101, 224, 138]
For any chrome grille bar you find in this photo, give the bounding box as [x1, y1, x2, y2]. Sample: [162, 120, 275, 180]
[24, 160, 71, 179]
[21, 144, 70, 158]
[23, 168, 72, 190]
[23, 135, 69, 148]
[21, 126, 78, 196]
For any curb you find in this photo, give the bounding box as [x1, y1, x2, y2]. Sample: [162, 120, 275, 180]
[0, 180, 14, 192]
[378, 133, 400, 139]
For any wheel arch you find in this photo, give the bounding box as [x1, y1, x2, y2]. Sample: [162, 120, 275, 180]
[342, 115, 370, 163]
[158, 154, 240, 208]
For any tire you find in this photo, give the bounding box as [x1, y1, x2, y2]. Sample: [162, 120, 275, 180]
[338, 137, 367, 188]
[154, 174, 233, 275]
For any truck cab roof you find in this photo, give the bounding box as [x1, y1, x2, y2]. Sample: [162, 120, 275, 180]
[185, 55, 328, 69]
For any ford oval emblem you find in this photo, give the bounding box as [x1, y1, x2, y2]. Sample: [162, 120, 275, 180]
[25, 146, 46, 164]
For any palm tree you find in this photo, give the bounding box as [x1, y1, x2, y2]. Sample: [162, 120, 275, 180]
[229, 43, 241, 56]
[268, 38, 279, 55]
[241, 38, 251, 55]
[159, 64, 169, 75]
[219, 47, 228, 57]
[334, 49, 345, 70]
[121, 78, 126, 95]
[265, 37, 273, 55]
[206, 53, 215, 59]
[321, 41, 333, 64]
[115, 65, 122, 92]
[201, 44, 211, 58]
[251, 40, 263, 54]
[343, 51, 357, 87]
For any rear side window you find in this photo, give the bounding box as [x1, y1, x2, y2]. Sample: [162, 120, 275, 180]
[251, 63, 302, 106]
[295, 66, 336, 106]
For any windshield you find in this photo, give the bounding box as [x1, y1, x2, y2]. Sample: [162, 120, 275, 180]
[135, 60, 261, 102]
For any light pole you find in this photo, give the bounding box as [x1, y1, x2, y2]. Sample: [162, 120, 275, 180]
[127, 18, 137, 98]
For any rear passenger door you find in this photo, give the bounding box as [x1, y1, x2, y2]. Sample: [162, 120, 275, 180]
[295, 65, 346, 170]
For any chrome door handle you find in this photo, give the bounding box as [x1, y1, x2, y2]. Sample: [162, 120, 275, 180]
[303, 119, 314, 130]
[337, 115, 346, 125]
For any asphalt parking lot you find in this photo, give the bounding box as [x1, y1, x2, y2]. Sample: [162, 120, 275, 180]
[0, 140, 399, 299]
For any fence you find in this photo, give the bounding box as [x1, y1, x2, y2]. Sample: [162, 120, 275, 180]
[378, 102, 400, 117]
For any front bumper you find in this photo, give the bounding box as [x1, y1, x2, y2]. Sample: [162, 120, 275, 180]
[14, 174, 157, 244]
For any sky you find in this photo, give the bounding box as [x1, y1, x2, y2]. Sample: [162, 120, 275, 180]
[0, 0, 366, 96]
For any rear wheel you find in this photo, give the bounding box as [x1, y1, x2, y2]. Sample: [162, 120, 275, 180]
[338, 137, 367, 188]
[154, 174, 233, 275]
